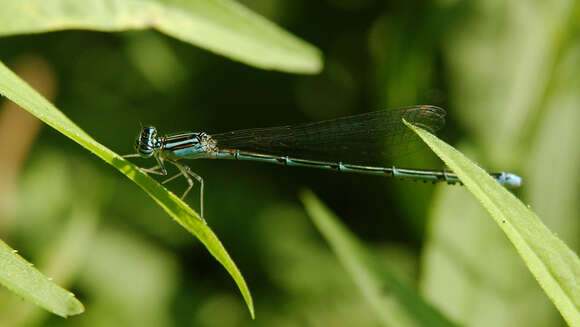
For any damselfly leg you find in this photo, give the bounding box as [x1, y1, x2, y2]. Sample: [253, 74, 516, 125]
[162, 161, 205, 222]
[123, 153, 206, 223]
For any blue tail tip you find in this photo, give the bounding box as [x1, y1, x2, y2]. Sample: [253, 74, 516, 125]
[504, 173, 522, 188]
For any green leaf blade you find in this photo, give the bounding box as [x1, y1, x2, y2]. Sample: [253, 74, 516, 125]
[0, 0, 322, 74]
[0, 239, 84, 317]
[0, 60, 254, 318]
[404, 120, 580, 326]
[300, 189, 459, 327]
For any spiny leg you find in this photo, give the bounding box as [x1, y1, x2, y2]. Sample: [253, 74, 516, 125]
[184, 166, 204, 219]
[163, 167, 194, 199]
[124, 153, 168, 176]
[161, 169, 185, 184]
[128, 153, 206, 222]
[140, 165, 167, 176]
[165, 160, 206, 223]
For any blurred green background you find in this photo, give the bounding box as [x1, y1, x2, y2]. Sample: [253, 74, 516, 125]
[0, 0, 578, 326]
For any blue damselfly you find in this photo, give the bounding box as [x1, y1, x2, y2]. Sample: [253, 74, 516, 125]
[125, 106, 521, 219]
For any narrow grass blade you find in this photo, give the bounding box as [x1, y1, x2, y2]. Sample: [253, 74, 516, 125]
[0, 239, 84, 317]
[0, 61, 254, 318]
[404, 120, 580, 326]
[300, 190, 460, 327]
[0, 0, 322, 74]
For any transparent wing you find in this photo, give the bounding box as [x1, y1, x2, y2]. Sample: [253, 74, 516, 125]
[212, 105, 445, 165]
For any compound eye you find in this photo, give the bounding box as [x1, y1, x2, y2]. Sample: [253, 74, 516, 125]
[138, 146, 154, 157]
[144, 126, 157, 138]
[134, 126, 158, 158]
[135, 138, 152, 158]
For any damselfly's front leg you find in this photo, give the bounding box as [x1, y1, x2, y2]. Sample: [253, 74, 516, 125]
[124, 154, 205, 222]
[163, 161, 206, 223]
[137, 164, 166, 176]
[123, 153, 168, 176]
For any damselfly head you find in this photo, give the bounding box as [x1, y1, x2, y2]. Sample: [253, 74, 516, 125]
[135, 126, 161, 158]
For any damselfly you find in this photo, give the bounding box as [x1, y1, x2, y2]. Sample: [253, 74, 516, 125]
[125, 106, 521, 219]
